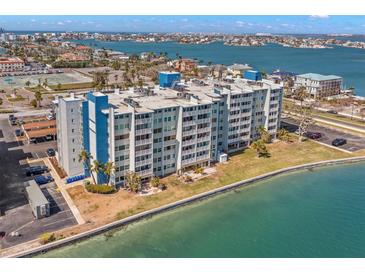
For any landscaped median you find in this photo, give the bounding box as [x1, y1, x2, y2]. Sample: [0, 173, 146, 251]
[3, 138, 365, 257]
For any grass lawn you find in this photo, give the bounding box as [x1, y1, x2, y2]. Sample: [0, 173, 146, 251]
[60, 138, 364, 239]
[26, 86, 48, 93]
[49, 82, 94, 91]
[6, 94, 25, 102]
[313, 111, 365, 127]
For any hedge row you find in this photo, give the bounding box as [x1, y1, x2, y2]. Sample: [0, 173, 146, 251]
[85, 182, 116, 194]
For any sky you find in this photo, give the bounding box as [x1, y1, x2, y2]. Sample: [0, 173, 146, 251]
[0, 16, 365, 34]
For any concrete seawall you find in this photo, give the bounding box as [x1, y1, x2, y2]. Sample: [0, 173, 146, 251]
[9, 156, 365, 258]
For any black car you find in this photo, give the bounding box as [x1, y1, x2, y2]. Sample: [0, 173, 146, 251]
[47, 148, 56, 157]
[332, 138, 347, 147]
[0, 231, 5, 238]
[25, 165, 49, 176]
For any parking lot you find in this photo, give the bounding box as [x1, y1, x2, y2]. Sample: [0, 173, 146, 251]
[282, 117, 365, 152]
[0, 116, 76, 249]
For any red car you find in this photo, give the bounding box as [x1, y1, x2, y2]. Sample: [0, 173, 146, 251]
[305, 132, 322, 140]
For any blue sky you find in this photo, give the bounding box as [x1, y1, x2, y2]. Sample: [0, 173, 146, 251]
[1, 16, 365, 34]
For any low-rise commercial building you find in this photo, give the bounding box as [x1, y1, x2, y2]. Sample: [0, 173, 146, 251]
[0, 57, 25, 72]
[295, 73, 343, 99]
[55, 74, 283, 184]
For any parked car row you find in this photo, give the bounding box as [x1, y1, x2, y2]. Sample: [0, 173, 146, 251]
[294, 130, 347, 147]
[25, 165, 54, 185]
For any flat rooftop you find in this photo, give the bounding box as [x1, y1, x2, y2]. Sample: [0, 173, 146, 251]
[297, 73, 342, 81]
[80, 77, 282, 115]
[22, 120, 56, 131]
[26, 181, 49, 207]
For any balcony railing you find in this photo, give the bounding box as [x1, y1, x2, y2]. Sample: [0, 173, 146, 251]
[135, 128, 152, 136]
[135, 158, 153, 167]
[135, 148, 153, 157]
[182, 157, 196, 165]
[135, 138, 153, 146]
[135, 118, 152, 125]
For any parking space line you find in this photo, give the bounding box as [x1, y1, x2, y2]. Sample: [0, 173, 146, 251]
[43, 216, 75, 228]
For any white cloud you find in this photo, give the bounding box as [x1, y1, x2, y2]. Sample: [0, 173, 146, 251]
[266, 25, 273, 29]
[181, 18, 189, 22]
[66, 20, 72, 23]
[310, 15, 330, 19]
[30, 19, 36, 22]
[57, 21, 64, 25]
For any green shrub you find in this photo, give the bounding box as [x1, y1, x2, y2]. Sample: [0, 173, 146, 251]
[39, 233, 56, 244]
[85, 182, 116, 194]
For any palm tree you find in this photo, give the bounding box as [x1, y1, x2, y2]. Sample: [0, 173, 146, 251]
[125, 171, 141, 193]
[150, 176, 160, 188]
[25, 80, 31, 87]
[34, 91, 42, 107]
[43, 78, 48, 87]
[258, 126, 271, 143]
[277, 128, 290, 142]
[78, 150, 95, 183]
[251, 140, 269, 158]
[103, 161, 115, 185]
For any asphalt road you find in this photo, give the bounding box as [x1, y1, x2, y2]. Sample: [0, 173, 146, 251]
[282, 117, 365, 152]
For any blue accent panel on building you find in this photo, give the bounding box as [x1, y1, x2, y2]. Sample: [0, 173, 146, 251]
[159, 72, 181, 88]
[244, 70, 262, 81]
[86, 92, 109, 184]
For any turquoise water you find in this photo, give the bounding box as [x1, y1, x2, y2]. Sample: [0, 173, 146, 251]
[73, 40, 365, 96]
[39, 163, 365, 258]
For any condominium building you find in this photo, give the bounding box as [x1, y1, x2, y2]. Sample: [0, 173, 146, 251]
[295, 73, 342, 99]
[0, 57, 25, 72]
[55, 75, 283, 184]
[54, 94, 84, 176]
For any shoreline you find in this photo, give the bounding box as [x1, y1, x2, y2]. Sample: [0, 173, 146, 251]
[4, 155, 365, 258]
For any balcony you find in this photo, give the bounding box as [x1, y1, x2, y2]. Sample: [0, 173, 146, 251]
[196, 154, 210, 162]
[196, 146, 210, 153]
[135, 128, 152, 136]
[183, 129, 196, 137]
[197, 127, 210, 134]
[183, 120, 196, 126]
[197, 135, 210, 142]
[182, 157, 196, 166]
[135, 118, 152, 125]
[137, 168, 153, 177]
[135, 148, 153, 157]
[196, 118, 211, 124]
[183, 138, 196, 145]
[164, 139, 176, 146]
[135, 138, 152, 146]
[182, 149, 195, 156]
[135, 158, 153, 167]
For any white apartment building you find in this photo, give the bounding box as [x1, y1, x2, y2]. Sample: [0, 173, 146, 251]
[54, 94, 84, 176]
[55, 77, 283, 184]
[295, 73, 342, 99]
[0, 57, 25, 72]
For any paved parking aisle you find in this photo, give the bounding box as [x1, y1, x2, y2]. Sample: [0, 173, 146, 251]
[0, 181, 77, 249]
[282, 118, 365, 152]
